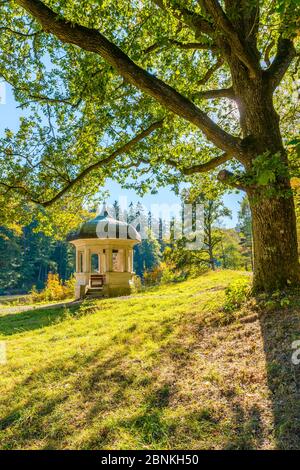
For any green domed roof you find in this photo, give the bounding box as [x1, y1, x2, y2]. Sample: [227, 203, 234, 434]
[67, 205, 141, 242]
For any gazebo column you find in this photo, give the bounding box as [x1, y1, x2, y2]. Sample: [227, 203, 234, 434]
[128, 249, 133, 273]
[75, 248, 79, 273]
[76, 249, 84, 273]
[124, 248, 129, 272]
[84, 248, 90, 273]
[100, 250, 106, 274]
[107, 247, 113, 271]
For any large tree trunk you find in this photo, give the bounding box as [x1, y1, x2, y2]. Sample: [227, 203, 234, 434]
[249, 189, 300, 291]
[225, 58, 300, 291]
[228, 66, 300, 291]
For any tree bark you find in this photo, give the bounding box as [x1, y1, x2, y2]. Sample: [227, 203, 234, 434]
[228, 66, 300, 291]
[249, 189, 300, 291]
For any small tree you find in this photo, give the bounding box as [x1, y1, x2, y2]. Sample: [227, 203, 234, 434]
[182, 189, 231, 270]
[203, 199, 231, 270]
[216, 228, 244, 270]
[165, 191, 232, 272]
[236, 196, 253, 271]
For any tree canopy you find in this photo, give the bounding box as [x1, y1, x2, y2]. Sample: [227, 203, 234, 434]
[0, 0, 299, 290]
[0, 0, 298, 220]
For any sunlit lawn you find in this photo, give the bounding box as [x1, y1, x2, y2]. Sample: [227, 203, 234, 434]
[1, 270, 300, 450]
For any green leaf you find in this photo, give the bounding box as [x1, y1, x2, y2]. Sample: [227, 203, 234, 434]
[257, 169, 276, 186]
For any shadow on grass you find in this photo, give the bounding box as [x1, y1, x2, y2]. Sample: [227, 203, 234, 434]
[0, 320, 265, 450]
[0, 345, 121, 450]
[0, 302, 81, 336]
[0, 310, 190, 449]
[3, 292, 300, 449]
[259, 307, 300, 450]
[223, 403, 264, 450]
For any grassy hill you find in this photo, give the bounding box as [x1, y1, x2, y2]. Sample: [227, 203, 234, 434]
[1, 270, 300, 450]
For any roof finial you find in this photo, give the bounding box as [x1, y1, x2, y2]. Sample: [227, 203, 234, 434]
[100, 201, 109, 217]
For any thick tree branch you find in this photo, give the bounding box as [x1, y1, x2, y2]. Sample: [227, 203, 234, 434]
[202, 0, 260, 79]
[0, 120, 164, 207]
[264, 39, 275, 68]
[15, 0, 242, 156]
[194, 87, 235, 100]
[0, 26, 40, 38]
[265, 38, 297, 90]
[153, 0, 214, 38]
[217, 169, 245, 190]
[197, 57, 223, 85]
[41, 120, 164, 206]
[143, 39, 217, 55]
[150, 151, 231, 175]
[221, 0, 260, 43]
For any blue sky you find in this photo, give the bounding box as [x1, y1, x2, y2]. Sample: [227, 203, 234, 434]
[0, 82, 243, 227]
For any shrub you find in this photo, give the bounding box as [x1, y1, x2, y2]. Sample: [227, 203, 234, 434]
[224, 278, 250, 312]
[130, 274, 142, 293]
[29, 285, 42, 303]
[160, 265, 176, 284]
[160, 267, 185, 284]
[144, 262, 206, 286]
[189, 265, 210, 278]
[143, 265, 164, 285]
[29, 273, 75, 303]
[143, 263, 185, 285]
[63, 275, 76, 298]
[256, 290, 292, 312]
[43, 273, 65, 300]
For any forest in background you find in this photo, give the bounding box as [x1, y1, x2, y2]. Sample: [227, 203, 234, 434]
[0, 195, 252, 295]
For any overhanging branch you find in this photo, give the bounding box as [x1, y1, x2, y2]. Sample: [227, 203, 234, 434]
[143, 39, 217, 55]
[144, 151, 231, 175]
[15, 0, 242, 156]
[0, 26, 41, 38]
[152, 0, 214, 38]
[0, 120, 164, 207]
[202, 0, 260, 79]
[194, 87, 235, 100]
[264, 38, 297, 90]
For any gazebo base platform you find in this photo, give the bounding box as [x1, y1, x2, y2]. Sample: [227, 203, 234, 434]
[84, 288, 106, 300]
[75, 272, 133, 300]
[84, 286, 131, 299]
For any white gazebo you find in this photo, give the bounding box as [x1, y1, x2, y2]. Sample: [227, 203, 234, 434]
[68, 205, 141, 299]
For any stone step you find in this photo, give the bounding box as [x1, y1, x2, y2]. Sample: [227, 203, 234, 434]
[85, 288, 104, 299]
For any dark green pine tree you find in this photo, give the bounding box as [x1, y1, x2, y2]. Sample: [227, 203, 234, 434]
[0, 222, 75, 294]
[134, 231, 162, 278]
[0, 227, 22, 293]
[112, 200, 120, 220]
